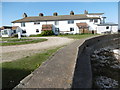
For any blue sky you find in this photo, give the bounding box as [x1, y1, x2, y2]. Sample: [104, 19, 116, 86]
[1, 2, 118, 27]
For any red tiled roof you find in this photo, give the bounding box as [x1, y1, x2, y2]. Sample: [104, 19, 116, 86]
[76, 23, 88, 28]
[12, 26, 19, 30]
[42, 24, 53, 31]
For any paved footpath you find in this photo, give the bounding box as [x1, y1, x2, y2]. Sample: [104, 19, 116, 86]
[14, 37, 94, 89]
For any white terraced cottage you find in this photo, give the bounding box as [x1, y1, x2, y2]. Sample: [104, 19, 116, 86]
[12, 10, 118, 36]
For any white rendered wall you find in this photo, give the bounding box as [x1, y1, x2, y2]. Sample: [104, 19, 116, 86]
[97, 26, 118, 34]
[87, 15, 102, 18]
[13, 18, 101, 35]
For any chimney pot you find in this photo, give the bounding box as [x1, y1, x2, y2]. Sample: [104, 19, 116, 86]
[84, 10, 88, 14]
[70, 11, 74, 15]
[39, 13, 44, 16]
[53, 12, 58, 16]
[23, 13, 27, 18]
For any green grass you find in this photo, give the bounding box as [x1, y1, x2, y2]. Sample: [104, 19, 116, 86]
[0, 38, 47, 46]
[58, 34, 99, 39]
[29, 34, 55, 37]
[1, 38, 32, 42]
[1, 47, 61, 89]
[29, 33, 99, 39]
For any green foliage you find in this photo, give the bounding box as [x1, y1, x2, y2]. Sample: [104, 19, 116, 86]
[41, 30, 54, 36]
[29, 34, 42, 37]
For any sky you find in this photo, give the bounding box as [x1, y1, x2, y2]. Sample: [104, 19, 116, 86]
[1, 2, 118, 27]
[118, 1, 120, 29]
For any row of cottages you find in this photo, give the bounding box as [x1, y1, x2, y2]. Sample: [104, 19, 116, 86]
[10, 10, 118, 36]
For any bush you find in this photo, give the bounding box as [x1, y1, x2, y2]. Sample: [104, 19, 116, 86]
[41, 30, 54, 36]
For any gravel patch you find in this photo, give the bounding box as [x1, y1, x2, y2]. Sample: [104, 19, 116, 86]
[1, 37, 74, 62]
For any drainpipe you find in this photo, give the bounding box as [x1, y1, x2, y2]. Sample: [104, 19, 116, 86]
[110, 25, 112, 34]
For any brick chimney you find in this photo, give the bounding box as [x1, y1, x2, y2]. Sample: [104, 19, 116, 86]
[70, 11, 74, 15]
[23, 13, 27, 18]
[84, 10, 88, 14]
[53, 12, 58, 16]
[39, 13, 44, 16]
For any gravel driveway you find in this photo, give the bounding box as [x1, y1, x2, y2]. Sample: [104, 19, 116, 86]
[1, 37, 74, 62]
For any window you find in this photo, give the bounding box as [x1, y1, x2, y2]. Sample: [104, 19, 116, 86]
[106, 26, 109, 29]
[21, 22, 25, 27]
[55, 28, 59, 32]
[2, 30, 8, 35]
[13, 30, 16, 33]
[34, 22, 40, 25]
[36, 29, 39, 32]
[55, 21, 59, 25]
[94, 19, 98, 23]
[70, 28, 74, 31]
[90, 19, 93, 22]
[22, 30, 26, 33]
[68, 20, 74, 24]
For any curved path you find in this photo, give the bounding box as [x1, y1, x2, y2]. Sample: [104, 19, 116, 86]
[1, 37, 74, 62]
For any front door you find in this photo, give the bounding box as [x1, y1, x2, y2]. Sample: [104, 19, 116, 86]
[55, 28, 59, 35]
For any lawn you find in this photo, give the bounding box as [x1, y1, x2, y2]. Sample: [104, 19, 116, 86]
[0, 38, 47, 46]
[1, 47, 61, 89]
[59, 34, 99, 39]
[29, 33, 99, 39]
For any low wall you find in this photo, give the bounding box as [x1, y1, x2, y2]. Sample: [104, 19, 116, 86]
[13, 34, 120, 89]
[72, 34, 120, 88]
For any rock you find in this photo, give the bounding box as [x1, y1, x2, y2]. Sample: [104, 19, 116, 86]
[96, 76, 118, 88]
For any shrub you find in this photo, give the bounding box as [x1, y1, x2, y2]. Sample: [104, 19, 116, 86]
[41, 30, 54, 36]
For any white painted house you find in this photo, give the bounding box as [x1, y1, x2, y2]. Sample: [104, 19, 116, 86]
[11, 10, 118, 36]
[0, 26, 23, 37]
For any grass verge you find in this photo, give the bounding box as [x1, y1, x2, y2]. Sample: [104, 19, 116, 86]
[58, 34, 99, 39]
[0, 38, 47, 46]
[0, 47, 61, 89]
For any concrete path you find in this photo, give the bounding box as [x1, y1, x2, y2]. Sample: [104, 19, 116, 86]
[1, 37, 74, 62]
[14, 38, 87, 89]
